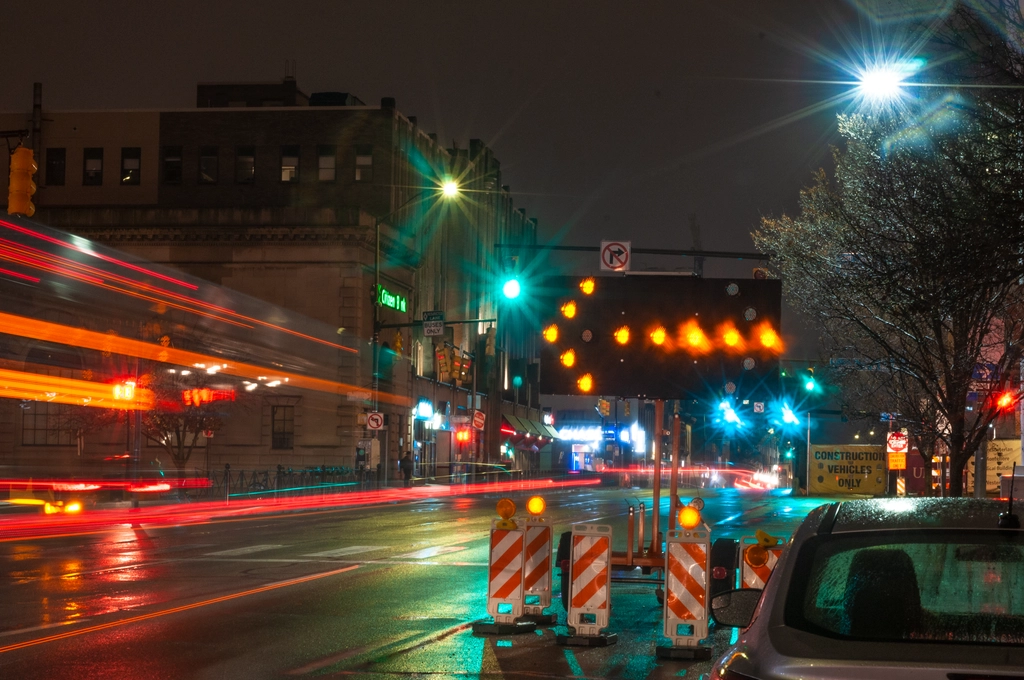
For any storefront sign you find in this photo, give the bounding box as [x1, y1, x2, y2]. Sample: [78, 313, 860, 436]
[808, 445, 886, 495]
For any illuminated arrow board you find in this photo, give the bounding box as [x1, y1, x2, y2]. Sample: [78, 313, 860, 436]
[536, 275, 783, 400]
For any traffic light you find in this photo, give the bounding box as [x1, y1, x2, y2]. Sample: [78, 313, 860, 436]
[392, 331, 404, 360]
[996, 389, 1016, 412]
[502, 277, 521, 299]
[455, 427, 471, 443]
[8, 147, 37, 217]
[485, 327, 496, 356]
[803, 367, 817, 392]
[458, 354, 472, 383]
[598, 398, 611, 417]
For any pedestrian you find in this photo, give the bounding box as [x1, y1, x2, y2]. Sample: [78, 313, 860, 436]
[400, 452, 414, 488]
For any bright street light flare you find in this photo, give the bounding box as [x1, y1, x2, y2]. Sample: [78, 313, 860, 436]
[502, 278, 521, 299]
[441, 180, 459, 197]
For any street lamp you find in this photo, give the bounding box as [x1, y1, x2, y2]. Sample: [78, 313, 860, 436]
[372, 180, 461, 414]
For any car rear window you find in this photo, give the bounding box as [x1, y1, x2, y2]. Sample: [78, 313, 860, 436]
[787, 532, 1024, 645]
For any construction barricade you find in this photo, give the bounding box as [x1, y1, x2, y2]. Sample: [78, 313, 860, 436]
[557, 524, 617, 646]
[740, 530, 785, 590]
[657, 501, 712, 659]
[472, 500, 537, 635]
[522, 516, 557, 624]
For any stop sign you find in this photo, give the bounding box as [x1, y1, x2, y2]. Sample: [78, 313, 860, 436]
[886, 431, 908, 454]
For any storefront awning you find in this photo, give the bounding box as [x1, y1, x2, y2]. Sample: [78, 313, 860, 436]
[502, 415, 560, 440]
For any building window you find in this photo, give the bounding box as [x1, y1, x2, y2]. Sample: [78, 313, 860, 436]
[355, 145, 373, 182]
[280, 145, 299, 182]
[271, 405, 294, 449]
[199, 146, 219, 184]
[236, 146, 255, 184]
[162, 146, 182, 184]
[83, 148, 103, 186]
[45, 148, 66, 186]
[317, 145, 336, 182]
[22, 401, 74, 446]
[120, 147, 141, 185]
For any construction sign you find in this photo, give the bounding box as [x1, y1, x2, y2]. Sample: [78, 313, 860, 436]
[808, 445, 886, 495]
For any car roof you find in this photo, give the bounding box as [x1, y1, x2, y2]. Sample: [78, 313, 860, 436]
[824, 498, 1023, 533]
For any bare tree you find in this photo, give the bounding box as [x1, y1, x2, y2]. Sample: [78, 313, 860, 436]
[756, 105, 1024, 495]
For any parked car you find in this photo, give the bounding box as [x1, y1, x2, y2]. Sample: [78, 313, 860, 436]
[710, 497, 1024, 679]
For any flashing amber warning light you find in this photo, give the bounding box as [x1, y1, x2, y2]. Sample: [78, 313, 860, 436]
[543, 324, 559, 343]
[561, 300, 577, 319]
[496, 497, 517, 529]
[722, 327, 741, 348]
[678, 505, 702, 530]
[560, 349, 576, 368]
[614, 326, 630, 345]
[650, 326, 667, 346]
[527, 495, 546, 516]
[759, 326, 780, 350]
[579, 277, 596, 295]
[744, 528, 782, 567]
[577, 373, 594, 393]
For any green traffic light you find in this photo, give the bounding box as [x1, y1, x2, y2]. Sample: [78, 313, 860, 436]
[502, 278, 521, 299]
[804, 378, 816, 391]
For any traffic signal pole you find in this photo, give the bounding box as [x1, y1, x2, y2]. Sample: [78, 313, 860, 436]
[650, 399, 664, 555]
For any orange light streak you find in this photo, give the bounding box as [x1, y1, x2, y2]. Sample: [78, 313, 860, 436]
[0, 565, 360, 654]
[0, 311, 408, 406]
[0, 367, 154, 410]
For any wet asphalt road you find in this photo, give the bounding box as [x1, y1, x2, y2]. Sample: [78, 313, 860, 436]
[0, 486, 832, 679]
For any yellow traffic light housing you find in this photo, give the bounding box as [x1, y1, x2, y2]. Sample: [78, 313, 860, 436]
[8, 147, 37, 217]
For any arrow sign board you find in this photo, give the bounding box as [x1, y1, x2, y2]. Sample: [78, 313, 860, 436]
[422, 310, 445, 337]
[600, 240, 631, 272]
[367, 412, 384, 430]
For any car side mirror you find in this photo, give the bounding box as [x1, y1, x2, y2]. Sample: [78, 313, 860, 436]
[711, 588, 762, 628]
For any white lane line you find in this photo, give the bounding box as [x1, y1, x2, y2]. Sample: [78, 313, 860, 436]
[206, 544, 284, 556]
[395, 546, 466, 559]
[0, 619, 88, 637]
[303, 545, 385, 558]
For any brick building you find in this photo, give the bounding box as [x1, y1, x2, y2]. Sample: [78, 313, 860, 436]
[0, 79, 548, 480]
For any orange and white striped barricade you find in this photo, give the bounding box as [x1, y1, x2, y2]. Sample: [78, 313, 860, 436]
[556, 524, 617, 646]
[739, 535, 785, 590]
[472, 520, 537, 635]
[656, 524, 713, 660]
[521, 516, 556, 624]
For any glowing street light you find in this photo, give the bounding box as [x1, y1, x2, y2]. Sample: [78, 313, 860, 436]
[854, 59, 921, 107]
[442, 180, 460, 198]
[782, 404, 800, 426]
[502, 278, 522, 299]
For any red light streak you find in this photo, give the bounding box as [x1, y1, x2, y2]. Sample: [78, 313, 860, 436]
[0, 266, 39, 282]
[500, 426, 517, 435]
[0, 565, 359, 654]
[0, 476, 600, 542]
[0, 219, 199, 289]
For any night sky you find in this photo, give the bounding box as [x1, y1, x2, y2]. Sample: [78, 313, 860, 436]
[3, 1, 886, 358]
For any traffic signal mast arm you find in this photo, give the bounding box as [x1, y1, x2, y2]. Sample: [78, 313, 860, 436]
[376, 317, 496, 330]
[494, 243, 768, 261]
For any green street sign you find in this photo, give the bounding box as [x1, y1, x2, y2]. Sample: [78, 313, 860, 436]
[377, 285, 407, 312]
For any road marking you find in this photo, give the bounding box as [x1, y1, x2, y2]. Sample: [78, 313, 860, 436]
[206, 544, 284, 556]
[0, 619, 87, 638]
[303, 545, 385, 558]
[0, 564, 359, 655]
[396, 545, 466, 559]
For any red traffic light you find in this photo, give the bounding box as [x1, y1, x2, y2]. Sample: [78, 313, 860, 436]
[996, 390, 1016, 411]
